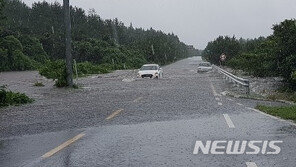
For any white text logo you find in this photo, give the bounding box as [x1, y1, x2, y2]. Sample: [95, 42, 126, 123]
[193, 140, 283, 155]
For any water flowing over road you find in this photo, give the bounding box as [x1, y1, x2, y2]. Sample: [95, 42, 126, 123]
[0, 57, 295, 167]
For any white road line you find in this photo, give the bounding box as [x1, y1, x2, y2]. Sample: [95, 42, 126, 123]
[133, 97, 143, 102]
[210, 82, 221, 97]
[237, 103, 243, 106]
[223, 114, 235, 128]
[42, 133, 85, 158]
[246, 162, 258, 167]
[218, 102, 223, 106]
[122, 78, 135, 82]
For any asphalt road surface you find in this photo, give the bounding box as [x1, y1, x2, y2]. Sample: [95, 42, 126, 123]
[0, 57, 295, 167]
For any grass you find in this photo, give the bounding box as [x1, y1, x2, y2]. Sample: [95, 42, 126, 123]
[256, 105, 296, 122]
[34, 82, 45, 87]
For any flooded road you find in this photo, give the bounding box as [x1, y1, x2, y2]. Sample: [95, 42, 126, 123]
[0, 57, 295, 167]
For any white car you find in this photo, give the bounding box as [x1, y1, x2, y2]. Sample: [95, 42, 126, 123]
[138, 64, 163, 79]
[197, 62, 212, 72]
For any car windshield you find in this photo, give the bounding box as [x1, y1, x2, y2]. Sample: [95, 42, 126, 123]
[199, 63, 211, 67]
[140, 66, 158, 70]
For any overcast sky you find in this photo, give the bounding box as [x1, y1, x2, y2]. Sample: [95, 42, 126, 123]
[23, 0, 296, 49]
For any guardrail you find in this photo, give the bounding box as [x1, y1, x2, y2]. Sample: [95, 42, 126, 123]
[213, 65, 250, 94]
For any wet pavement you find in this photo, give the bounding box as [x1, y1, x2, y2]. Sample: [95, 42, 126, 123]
[0, 57, 295, 167]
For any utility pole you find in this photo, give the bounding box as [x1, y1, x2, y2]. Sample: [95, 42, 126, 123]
[151, 44, 155, 55]
[63, 0, 73, 87]
[112, 22, 119, 46]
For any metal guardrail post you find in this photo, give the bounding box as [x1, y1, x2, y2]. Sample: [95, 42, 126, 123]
[245, 80, 250, 95]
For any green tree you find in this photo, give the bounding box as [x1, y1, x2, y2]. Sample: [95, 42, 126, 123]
[272, 19, 296, 87]
[0, 35, 34, 71]
[39, 60, 67, 87]
[1, 0, 197, 74]
[19, 35, 48, 63]
[0, 0, 5, 21]
[203, 36, 241, 65]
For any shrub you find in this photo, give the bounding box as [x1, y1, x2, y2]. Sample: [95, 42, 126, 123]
[227, 53, 277, 77]
[19, 35, 48, 63]
[0, 85, 34, 107]
[281, 54, 296, 89]
[0, 35, 35, 71]
[39, 60, 113, 87]
[39, 60, 67, 87]
[292, 71, 296, 82]
[76, 62, 112, 76]
[34, 82, 44, 87]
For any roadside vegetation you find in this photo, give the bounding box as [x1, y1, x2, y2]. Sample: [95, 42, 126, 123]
[0, 0, 199, 87]
[202, 20, 296, 89]
[256, 105, 296, 123]
[34, 82, 44, 87]
[39, 60, 113, 87]
[0, 86, 34, 107]
[266, 85, 296, 103]
[202, 19, 296, 102]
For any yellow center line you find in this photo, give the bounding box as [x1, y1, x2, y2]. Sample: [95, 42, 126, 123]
[42, 133, 85, 159]
[133, 97, 143, 102]
[106, 109, 124, 120]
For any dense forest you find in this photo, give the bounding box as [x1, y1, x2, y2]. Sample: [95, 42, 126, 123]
[203, 19, 296, 90]
[0, 0, 198, 86]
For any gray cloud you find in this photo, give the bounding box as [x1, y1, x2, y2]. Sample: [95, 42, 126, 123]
[23, 0, 296, 49]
